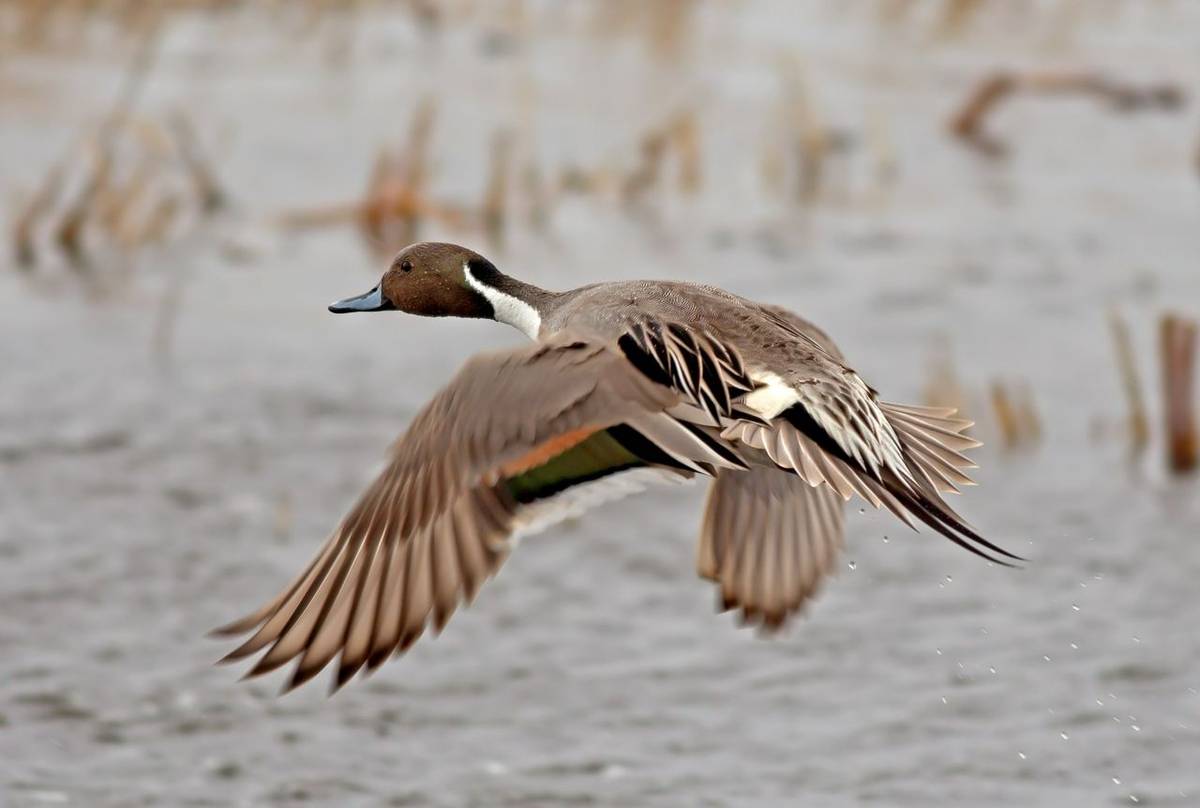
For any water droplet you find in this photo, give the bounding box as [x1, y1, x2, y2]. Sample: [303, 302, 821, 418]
[1017, 751, 1026, 760]
[1096, 698, 1105, 707]
[1072, 604, 1080, 611]
[1113, 777, 1122, 785]
[847, 561, 857, 571]
[1070, 643, 1079, 650]
[1060, 731, 1070, 740]
[1131, 725, 1141, 732]
[935, 647, 942, 656]
[858, 508, 865, 515]
[945, 575, 953, 583]
[1043, 655, 1052, 662]
[1130, 796, 1139, 804]
[989, 666, 997, 675]
[941, 696, 947, 704]
[882, 535, 890, 544]
[1132, 636, 1141, 644]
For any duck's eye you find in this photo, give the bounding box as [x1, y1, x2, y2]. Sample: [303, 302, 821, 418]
[400, 260, 413, 272]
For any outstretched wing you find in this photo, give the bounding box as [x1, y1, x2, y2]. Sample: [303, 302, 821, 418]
[698, 466, 844, 630]
[212, 333, 721, 693]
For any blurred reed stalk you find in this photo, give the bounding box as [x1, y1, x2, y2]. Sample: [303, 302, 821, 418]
[1016, 381, 1042, 444]
[672, 111, 702, 195]
[1108, 309, 1150, 455]
[922, 340, 969, 415]
[765, 58, 856, 208]
[482, 131, 512, 249]
[621, 127, 669, 205]
[950, 70, 1185, 158]
[618, 110, 700, 207]
[879, 0, 988, 34]
[274, 492, 293, 541]
[170, 112, 226, 215]
[865, 111, 898, 203]
[13, 154, 68, 270]
[988, 380, 1041, 450]
[56, 141, 113, 272]
[10, 3, 173, 274]
[589, 0, 697, 61]
[789, 75, 828, 206]
[520, 160, 550, 232]
[923, 343, 1042, 451]
[15, 115, 225, 274]
[989, 382, 1019, 450]
[933, 0, 986, 37]
[1159, 313, 1197, 473]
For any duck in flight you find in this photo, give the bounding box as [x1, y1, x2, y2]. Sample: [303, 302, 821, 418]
[213, 241, 1018, 693]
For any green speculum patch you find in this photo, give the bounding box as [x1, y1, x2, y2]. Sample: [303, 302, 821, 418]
[503, 429, 643, 504]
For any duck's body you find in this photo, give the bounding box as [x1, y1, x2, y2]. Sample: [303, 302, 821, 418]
[475, 272, 856, 419]
[215, 243, 1017, 693]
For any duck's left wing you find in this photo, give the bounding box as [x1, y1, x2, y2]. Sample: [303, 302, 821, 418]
[212, 333, 724, 693]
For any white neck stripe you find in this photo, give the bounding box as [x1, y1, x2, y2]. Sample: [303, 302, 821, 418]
[463, 262, 542, 340]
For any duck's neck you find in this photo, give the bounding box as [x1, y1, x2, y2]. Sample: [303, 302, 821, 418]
[463, 261, 558, 340]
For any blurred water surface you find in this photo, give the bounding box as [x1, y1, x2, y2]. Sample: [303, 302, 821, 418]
[2, 3, 1199, 806]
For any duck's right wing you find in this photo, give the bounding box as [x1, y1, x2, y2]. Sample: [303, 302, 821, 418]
[698, 466, 844, 630]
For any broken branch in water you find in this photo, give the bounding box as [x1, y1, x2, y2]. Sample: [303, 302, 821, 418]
[950, 70, 1185, 157]
[276, 97, 472, 257]
[1160, 313, 1197, 474]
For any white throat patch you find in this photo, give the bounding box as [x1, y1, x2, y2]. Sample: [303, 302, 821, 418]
[463, 262, 541, 340]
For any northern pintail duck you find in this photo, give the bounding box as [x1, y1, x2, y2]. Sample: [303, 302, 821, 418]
[215, 241, 1018, 692]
